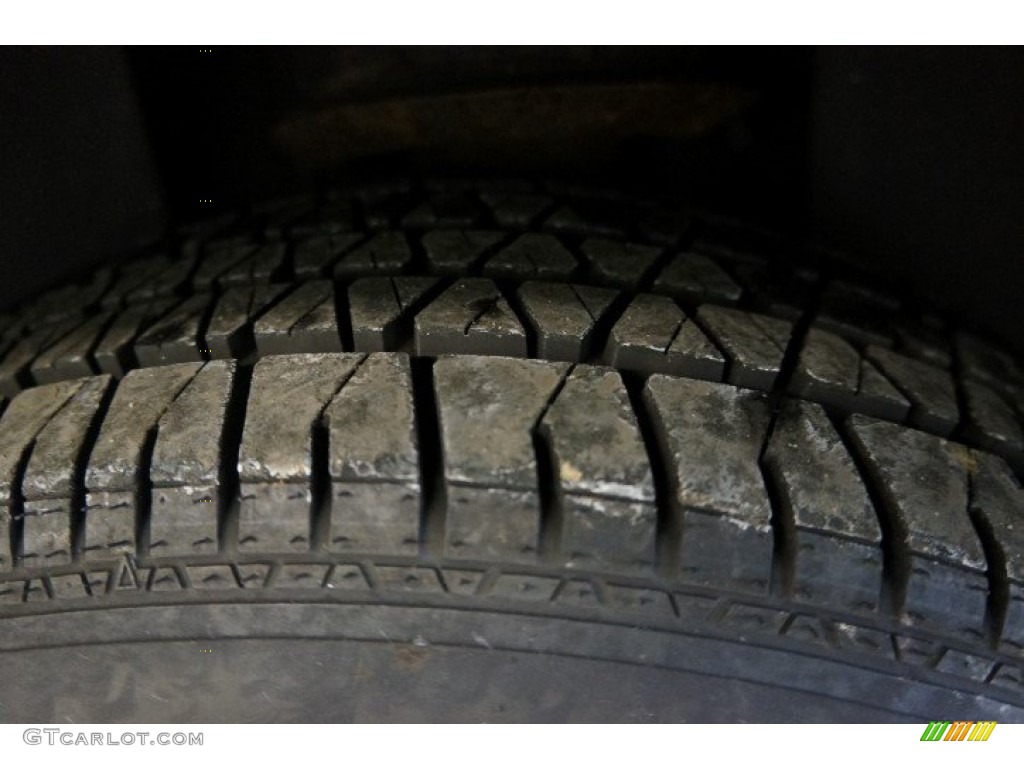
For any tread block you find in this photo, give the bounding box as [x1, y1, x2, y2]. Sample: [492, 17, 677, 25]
[358, 189, 419, 230]
[961, 380, 1024, 457]
[402, 191, 482, 229]
[0, 316, 90, 397]
[414, 278, 528, 357]
[193, 242, 260, 289]
[434, 356, 570, 561]
[253, 280, 341, 357]
[894, 318, 953, 369]
[483, 233, 578, 280]
[292, 233, 363, 278]
[84, 363, 205, 560]
[516, 282, 618, 362]
[324, 354, 420, 553]
[206, 284, 289, 360]
[967, 453, 1024, 648]
[349, 276, 439, 352]
[540, 365, 657, 568]
[30, 311, 114, 385]
[764, 400, 882, 610]
[604, 294, 725, 380]
[92, 299, 177, 378]
[816, 280, 900, 348]
[216, 242, 287, 286]
[644, 376, 773, 593]
[289, 200, 358, 238]
[479, 191, 553, 229]
[333, 233, 412, 278]
[237, 353, 365, 552]
[696, 305, 793, 391]
[0, 379, 91, 570]
[421, 230, 504, 275]
[847, 416, 988, 636]
[652, 251, 742, 304]
[865, 346, 960, 436]
[149, 361, 235, 556]
[542, 201, 629, 238]
[117, 256, 194, 305]
[134, 295, 210, 366]
[580, 238, 662, 290]
[101, 254, 173, 307]
[21, 376, 113, 566]
[955, 331, 1023, 391]
[791, 328, 910, 422]
[730, 263, 811, 321]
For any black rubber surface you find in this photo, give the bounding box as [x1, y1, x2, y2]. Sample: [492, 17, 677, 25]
[0, 180, 1022, 722]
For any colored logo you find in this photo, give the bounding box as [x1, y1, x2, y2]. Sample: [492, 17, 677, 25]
[920, 721, 996, 741]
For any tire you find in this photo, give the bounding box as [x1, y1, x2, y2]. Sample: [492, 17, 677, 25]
[0, 179, 1021, 723]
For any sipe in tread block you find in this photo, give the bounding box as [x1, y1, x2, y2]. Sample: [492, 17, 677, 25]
[846, 416, 989, 638]
[83, 363, 205, 561]
[236, 353, 366, 553]
[414, 278, 528, 358]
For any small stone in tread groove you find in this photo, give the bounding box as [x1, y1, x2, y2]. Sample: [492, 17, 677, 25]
[434, 356, 569, 561]
[541, 365, 657, 567]
[414, 278, 528, 358]
[865, 346, 960, 436]
[483, 233, 578, 280]
[205, 284, 289, 360]
[148, 361, 235, 556]
[516, 282, 618, 362]
[696, 305, 792, 391]
[604, 294, 725, 381]
[293, 233, 363, 278]
[421, 230, 504, 274]
[253, 280, 341, 357]
[349, 277, 439, 352]
[324, 354, 420, 554]
[133, 294, 210, 367]
[644, 376, 773, 592]
[333, 233, 412, 278]
[236, 354, 364, 552]
[580, 238, 662, 290]
[653, 251, 742, 304]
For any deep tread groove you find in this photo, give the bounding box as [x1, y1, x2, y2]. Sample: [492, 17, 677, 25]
[759, 445, 797, 598]
[832, 411, 912, 617]
[332, 280, 355, 352]
[217, 363, 252, 554]
[965, 464, 1010, 650]
[69, 378, 118, 561]
[410, 357, 446, 559]
[622, 372, 679, 579]
[534, 364, 575, 563]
